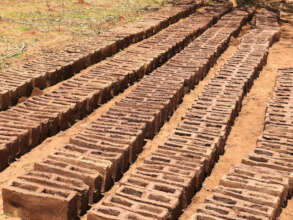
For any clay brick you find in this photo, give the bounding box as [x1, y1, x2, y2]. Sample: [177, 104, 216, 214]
[100, 193, 170, 219]
[87, 204, 154, 220]
[47, 149, 113, 192]
[115, 185, 181, 218]
[121, 175, 187, 208]
[157, 143, 215, 174]
[214, 185, 281, 210]
[195, 202, 270, 220]
[61, 144, 126, 181]
[219, 172, 285, 202]
[34, 158, 101, 202]
[205, 192, 277, 219]
[135, 162, 201, 196]
[3, 179, 78, 220]
[17, 171, 89, 215]
[0, 146, 9, 171]
[130, 168, 196, 203]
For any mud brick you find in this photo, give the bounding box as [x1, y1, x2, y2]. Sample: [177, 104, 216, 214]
[256, 139, 293, 161]
[254, 146, 293, 163]
[260, 132, 293, 147]
[10, 104, 60, 137]
[0, 134, 22, 163]
[113, 100, 169, 128]
[127, 91, 177, 115]
[87, 204, 154, 220]
[195, 202, 270, 220]
[17, 171, 89, 215]
[191, 213, 224, 220]
[0, 146, 9, 170]
[135, 162, 200, 202]
[0, 89, 10, 110]
[175, 120, 228, 142]
[242, 152, 293, 174]
[228, 162, 290, 201]
[190, 99, 238, 117]
[258, 134, 293, 148]
[219, 172, 286, 203]
[86, 122, 145, 145]
[34, 158, 101, 202]
[187, 101, 234, 116]
[61, 144, 125, 181]
[48, 148, 113, 192]
[0, 118, 41, 153]
[130, 167, 196, 202]
[121, 175, 187, 207]
[70, 132, 135, 165]
[170, 130, 225, 155]
[167, 131, 222, 154]
[264, 111, 293, 127]
[263, 124, 293, 140]
[152, 147, 209, 173]
[126, 92, 178, 115]
[232, 163, 293, 197]
[115, 185, 181, 218]
[3, 179, 78, 220]
[214, 185, 281, 212]
[96, 117, 147, 133]
[144, 152, 204, 185]
[104, 108, 157, 138]
[205, 192, 276, 219]
[100, 193, 170, 219]
[183, 110, 233, 127]
[158, 143, 215, 173]
[80, 130, 143, 162]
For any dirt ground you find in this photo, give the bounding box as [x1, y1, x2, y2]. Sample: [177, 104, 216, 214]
[0, 3, 293, 220]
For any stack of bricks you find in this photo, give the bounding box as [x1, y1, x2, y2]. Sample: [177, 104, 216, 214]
[1, 7, 252, 220]
[91, 10, 279, 220]
[191, 10, 293, 220]
[192, 69, 292, 220]
[0, 0, 203, 111]
[87, 9, 261, 220]
[0, 3, 233, 172]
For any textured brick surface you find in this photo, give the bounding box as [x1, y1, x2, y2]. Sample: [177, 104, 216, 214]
[89, 7, 259, 220]
[2, 3, 241, 220]
[192, 10, 293, 220]
[0, 2, 233, 172]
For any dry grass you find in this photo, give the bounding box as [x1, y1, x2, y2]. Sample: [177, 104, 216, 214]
[0, 0, 174, 69]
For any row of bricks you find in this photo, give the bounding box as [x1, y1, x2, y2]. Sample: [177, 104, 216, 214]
[0, 3, 234, 172]
[66, 8, 254, 219]
[264, 68, 293, 129]
[246, 68, 293, 180]
[1, 8, 252, 220]
[192, 12, 293, 220]
[0, 0, 205, 110]
[256, 8, 280, 30]
[192, 69, 293, 220]
[87, 11, 281, 220]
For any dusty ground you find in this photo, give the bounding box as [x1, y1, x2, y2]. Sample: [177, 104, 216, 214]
[0, 0, 172, 69]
